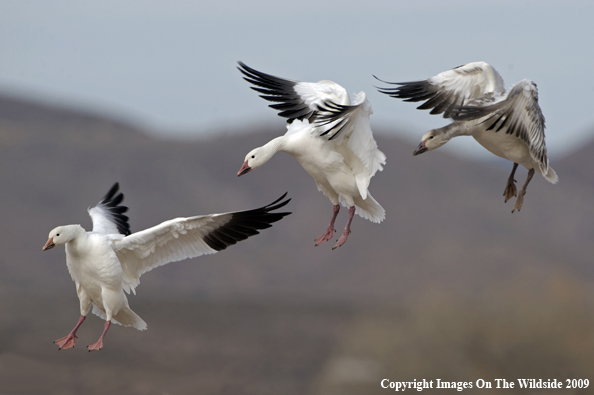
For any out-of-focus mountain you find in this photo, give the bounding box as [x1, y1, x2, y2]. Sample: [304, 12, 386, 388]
[1, 92, 592, 304]
[0, 94, 148, 145]
[1, 93, 593, 394]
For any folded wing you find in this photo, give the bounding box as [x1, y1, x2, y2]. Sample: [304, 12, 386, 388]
[451, 79, 548, 174]
[315, 92, 386, 199]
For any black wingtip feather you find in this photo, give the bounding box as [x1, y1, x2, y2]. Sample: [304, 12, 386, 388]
[97, 182, 132, 236]
[203, 193, 291, 252]
[237, 61, 314, 124]
[372, 75, 401, 85]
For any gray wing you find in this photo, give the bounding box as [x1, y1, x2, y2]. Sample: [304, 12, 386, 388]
[375, 61, 505, 118]
[451, 79, 548, 173]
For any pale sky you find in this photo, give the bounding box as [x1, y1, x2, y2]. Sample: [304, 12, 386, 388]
[1, 0, 593, 158]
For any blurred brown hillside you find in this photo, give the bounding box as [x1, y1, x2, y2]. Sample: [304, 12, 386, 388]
[1, 93, 593, 394]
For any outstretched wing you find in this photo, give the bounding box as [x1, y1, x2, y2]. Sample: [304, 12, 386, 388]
[375, 61, 505, 118]
[238, 61, 349, 124]
[112, 194, 291, 293]
[451, 79, 548, 174]
[88, 182, 131, 236]
[315, 92, 386, 199]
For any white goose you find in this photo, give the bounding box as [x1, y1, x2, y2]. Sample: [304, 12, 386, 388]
[376, 61, 558, 212]
[42, 183, 290, 351]
[236, 62, 386, 249]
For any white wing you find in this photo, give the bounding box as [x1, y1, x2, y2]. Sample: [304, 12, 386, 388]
[451, 79, 549, 174]
[314, 92, 386, 199]
[376, 61, 506, 118]
[88, 183, 131, 236]
[238, 62, 385, 198]
[238, 61, 349, 123]
[112, 194, 290, 293]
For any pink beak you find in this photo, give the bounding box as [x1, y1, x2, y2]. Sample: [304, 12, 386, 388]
[413, 141, 428, 156]
[42, 237, 55, 251]
[237, 160, 251, 176]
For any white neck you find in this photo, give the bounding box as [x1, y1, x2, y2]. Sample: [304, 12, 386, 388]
[266, 136, 285, 151]
[260, 136, 286, 161]
[65, 225, 87, 243]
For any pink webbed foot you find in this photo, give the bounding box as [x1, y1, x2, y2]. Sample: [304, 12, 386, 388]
[54, 334, 77, 350]
[332, 206, 356, 250]
[87, 321, 111, 352]
[315, 204, 340, 246]
[332, 229, 351, 250]
[315, 226, 335, 246]
[87, 339, 104, 352]
[54, 315, 86, 350]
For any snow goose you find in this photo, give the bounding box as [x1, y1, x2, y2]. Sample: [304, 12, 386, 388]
[42, 183, 290, 351]
[376, 61, 557, 212]
[236, 62, 386, 249]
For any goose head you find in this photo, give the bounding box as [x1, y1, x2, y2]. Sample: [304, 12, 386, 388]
[237, 141, 280, 176]
[42, 225, 81, 251]
[413, 129, 449, 156]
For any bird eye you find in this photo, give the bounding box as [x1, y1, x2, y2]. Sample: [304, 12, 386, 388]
[429, 136, 434, 139]
[56, 233, 60, 236]
[251, 155, 255, 159]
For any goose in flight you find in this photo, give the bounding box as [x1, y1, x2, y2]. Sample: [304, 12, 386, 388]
[236, 61, 386, 249]
[376, 61, 557, 212]
[42, 183, 290, 351]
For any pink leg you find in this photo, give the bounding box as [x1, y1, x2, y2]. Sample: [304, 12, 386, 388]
[87, 321, 111, 352]
[315, 205, 340, 246]
[54, 315, 86, 350]
[333, 207, 356, 250]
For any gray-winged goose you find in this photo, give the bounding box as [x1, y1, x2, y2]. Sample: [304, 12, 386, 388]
[376, 61, 557, 212]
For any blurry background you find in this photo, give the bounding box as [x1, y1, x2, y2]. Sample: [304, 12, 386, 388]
[1, 1, 594, 394]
